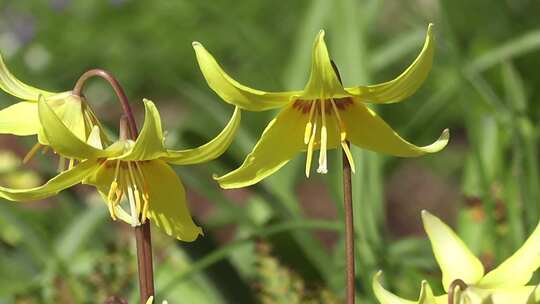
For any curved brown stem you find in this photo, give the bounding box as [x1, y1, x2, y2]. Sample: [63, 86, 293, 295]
[73, 69, 154, 304]
[448, 279, 468, 304]
[73, 69, 138, 140]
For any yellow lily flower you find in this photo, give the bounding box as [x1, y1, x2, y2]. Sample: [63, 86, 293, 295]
[0, 53, 106, 166]
[0, 97, 241, 241]
[374, 211, 540, 304]
[193, 24, 449, 189]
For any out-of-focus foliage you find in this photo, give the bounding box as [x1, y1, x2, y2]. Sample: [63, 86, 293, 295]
[0, 0, 540, 303]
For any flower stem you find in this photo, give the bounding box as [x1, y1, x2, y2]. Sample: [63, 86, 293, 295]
[73, 69, 155, 303]
[330, 60, 356, 304]
[448, 279, 467, 304]
[342, 141, 356, 304]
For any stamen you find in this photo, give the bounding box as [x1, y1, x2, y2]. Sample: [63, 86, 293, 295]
[330, 99, 347, 142]
[23, 143, 42, 164]
[127, 162, 142, 214]
[134, 162, 151, 223]
[304, 101, 317, 144]
[341, 142, 356, 173]
[107, 181, 119, 220]
[57, 156, 66, 172]
[330, 99, 356, 174]
[68, 158, 75, 170]
[317, 100, 328, 174]
[305, 112, 318, 177]
[114, 159, 121, 180]
[107, 160, 123, 220]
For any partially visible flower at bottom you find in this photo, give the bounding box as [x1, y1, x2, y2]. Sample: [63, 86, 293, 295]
[374, 211, 540, 304]
[146, 296, 168, 304]
[0, 97, 241, 241]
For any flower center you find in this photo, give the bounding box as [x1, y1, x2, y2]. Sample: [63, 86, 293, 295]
[105, 160, 150, 226]
[293, 97, 355, 177]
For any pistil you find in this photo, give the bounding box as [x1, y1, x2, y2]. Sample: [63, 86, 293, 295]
[317, 99, 328, 174]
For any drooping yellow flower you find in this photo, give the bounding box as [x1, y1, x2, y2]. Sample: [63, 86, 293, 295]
[193, 24, 449, 189]
[374, 211, 540, 304]
[0, 53, 106, 167]
[0, 97, 241, 241]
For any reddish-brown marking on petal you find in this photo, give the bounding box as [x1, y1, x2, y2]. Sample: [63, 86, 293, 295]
[293, 97, 353, 114]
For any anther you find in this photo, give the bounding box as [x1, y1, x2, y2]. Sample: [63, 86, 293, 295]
[304, 101, 317, 144]
[23, 143, 43, 164]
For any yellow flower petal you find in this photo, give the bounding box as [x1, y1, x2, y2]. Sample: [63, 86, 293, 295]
[0, 159, 98, 201]
[142, 160, 203, 242]
[87, 126, 104, 149]
[373, 271, 437, 304]
[0, 102, 40, 135]
[422, 210, 485, 291]
[37, 96, 122, 159]
[478, 220, 540, 289]
[0, 53, 57, 100]
[192, 42, 299, 111]
[163, 106, 241, 165]
[528, 284, 540, 304]
[214, 104, 308, 189]
[345, 24, 434, 104]
[465, 286, 537, 304]
[341, 99, 449, 156]
[36, 93, 91, 145]
[118, 99, 165, 161]
[302, 30, 349, 99]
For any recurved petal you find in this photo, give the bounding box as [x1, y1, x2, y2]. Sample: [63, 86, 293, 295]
[303, 30, 349, 99]
[214, 104, 307, 189]
[478, 220, 540, 289]
[489, 287, 537, 304]
[118, 99, 165, 161]
[341, 100, 448, 157]
[38, 96, 122, 160]
[373, 271, 437, 304]
[0, 53, 57, 100]
[346, 24, 434, 104]
[0, 102, 40, 135]
[0, 159, 98, 201]
[142, 160, 203, 242]
[422, 210, 485, 291]
[465, 286, 538, 304]
[163, 106, 241, 165]
[192, 42, 298, 111]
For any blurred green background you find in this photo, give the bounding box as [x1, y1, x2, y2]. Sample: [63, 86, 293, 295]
[1, 0, 540, 303]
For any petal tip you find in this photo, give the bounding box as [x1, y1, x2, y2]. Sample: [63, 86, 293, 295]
[421, 209, 433, 220]
[440, 128, 450, 141]
[315, 29, 326, 42]
[427, 23, 434, 37]
[192, 41, 202, 48]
